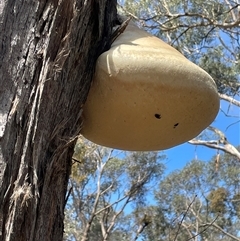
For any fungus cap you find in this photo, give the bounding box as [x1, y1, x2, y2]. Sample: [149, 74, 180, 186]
[81, 22, 219, 151]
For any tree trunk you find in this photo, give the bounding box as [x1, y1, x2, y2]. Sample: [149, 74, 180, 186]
[0, 0, 117, 240]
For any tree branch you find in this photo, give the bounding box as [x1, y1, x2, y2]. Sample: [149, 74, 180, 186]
[102, 195, 132, 241]
[81, 151, 111, 241]
[188, 139, 240, 160]
[133, 222, 150, 241]
[202, 222, 240, 241]
[189, 126, 240, 161]
[186, 215, 219, 241]
[173, 195, 197, 241]
[219, 93, 240, 107]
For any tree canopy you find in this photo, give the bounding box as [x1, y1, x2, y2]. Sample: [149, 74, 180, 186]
[147, 152, 240, 241]
[121, 0, 240, 95]
[64, 139, 165, 241]
[65, 142, 240, 240]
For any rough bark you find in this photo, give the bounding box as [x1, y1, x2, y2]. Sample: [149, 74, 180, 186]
[0, 0, 117, 240]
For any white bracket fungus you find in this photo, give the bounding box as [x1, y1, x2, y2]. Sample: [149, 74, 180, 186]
[81, 21, 219, 151]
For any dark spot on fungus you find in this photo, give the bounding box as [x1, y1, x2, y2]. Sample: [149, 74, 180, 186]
[173, 123, 179, 128]
[155, 114, 161, 119]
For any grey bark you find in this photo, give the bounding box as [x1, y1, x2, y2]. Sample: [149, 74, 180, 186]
[0, 0, 117, 240]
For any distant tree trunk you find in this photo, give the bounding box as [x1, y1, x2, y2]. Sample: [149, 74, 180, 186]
[0, 1, 117, 240]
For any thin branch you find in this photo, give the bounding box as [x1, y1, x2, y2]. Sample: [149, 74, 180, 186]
[224, 0, 237, 21]
[172, 26, 191, 45]
[94, 191, 131, 216]
[102, 195, 132, 241]
[100, 184, 113, 196]
[225, 120, 240, 132]
[219, 93, 240, 107]
[220, 107, 239, 118]
[218, 35, 236, 58]
[162, 0, 171, 15]
[180, 222, 195, 240]
[173, 195, 197, 241]
[100, 200, 112, 239]
[202, 221, 240, 241]
[118, 4, 139, 20]
[64, 186, 73, 208]
[133, 216, 151, 241]
[186, 215, 219, 241]
[72, 157, 82, 164]
[207, 126, 226, 141]
[81, 150, 110, 241]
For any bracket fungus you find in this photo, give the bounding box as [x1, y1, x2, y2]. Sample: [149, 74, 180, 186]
[81, 21, 219, 151]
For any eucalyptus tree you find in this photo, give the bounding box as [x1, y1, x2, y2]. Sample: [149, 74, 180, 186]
[64, 138, 166, 241]
[141, 152, 240, 241]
